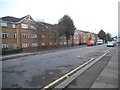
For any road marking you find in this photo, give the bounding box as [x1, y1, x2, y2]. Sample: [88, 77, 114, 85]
[41, 58, 95, 90]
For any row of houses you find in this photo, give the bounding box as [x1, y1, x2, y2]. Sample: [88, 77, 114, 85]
[1, 15, 99, 52]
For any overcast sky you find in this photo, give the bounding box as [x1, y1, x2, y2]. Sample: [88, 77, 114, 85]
[0, 0, 119, 37]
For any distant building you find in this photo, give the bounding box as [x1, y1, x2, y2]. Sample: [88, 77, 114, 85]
[74, 29, 99, 45]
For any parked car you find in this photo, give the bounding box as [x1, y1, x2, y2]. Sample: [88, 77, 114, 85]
[87, 40, 95, 46]
[107, 41, 116, 47]
[96, 40, 103, 45]
[94, 41, 97, 45]
[112, 41, 117, 46]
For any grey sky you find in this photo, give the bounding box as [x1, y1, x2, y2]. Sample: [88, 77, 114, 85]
[0, 0, 119, 37]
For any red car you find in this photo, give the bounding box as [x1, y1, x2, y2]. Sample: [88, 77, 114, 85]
[87, 40, 95, 46]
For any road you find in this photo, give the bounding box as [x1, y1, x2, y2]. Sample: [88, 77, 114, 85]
[2, 44, 112, 88]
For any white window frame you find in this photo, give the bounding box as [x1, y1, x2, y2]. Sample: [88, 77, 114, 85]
[31, 25, 36, 30]
[49, 42, 53, 45]
[22, 43, 29, 48]
[64, 42, 67, 45]
[64, 37, 66, 39]
[31, 34, 37, 38]
[76, 42, 79, 44]
[32, 43, 38, 47]
[74, 33, 78, 35]
[60, 42, 63, 45]
[42, 35, 45, 38]
[1, 22, 7, 27]
[74, 37, 77, 39]
[2, 33, 8, 38]
[21, 24, 28, 29]
[12, 24, 16, 28]
[42, 42, 45, 46]
[2, 44, 8, 48]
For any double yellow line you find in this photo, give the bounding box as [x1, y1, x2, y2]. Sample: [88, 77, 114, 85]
[41, 58, 95, 90]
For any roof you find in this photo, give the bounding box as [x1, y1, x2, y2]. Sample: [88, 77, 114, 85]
[1, 15, 33, 23]
[37, 21, 54, 29]
[1, 16, 20, 22]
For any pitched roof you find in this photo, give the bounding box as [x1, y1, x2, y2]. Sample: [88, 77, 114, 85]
[1, 16, 20, 22]
[1, 15, 32, 23]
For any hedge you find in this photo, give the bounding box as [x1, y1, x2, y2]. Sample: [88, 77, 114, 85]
[2, 48, 22, 55]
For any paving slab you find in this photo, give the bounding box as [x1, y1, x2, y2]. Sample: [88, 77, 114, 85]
[90, 46, 118, 88]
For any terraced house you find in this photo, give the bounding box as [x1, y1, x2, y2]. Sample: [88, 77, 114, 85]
[1, 15, 99, 53]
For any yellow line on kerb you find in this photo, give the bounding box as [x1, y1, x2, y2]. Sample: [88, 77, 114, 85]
[41, 58, 95, 90]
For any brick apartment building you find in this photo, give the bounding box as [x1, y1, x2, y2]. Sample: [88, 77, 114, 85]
[1, 15, 99, 52]
[1, 15, 39, 52]
[73, 29, 99, 45]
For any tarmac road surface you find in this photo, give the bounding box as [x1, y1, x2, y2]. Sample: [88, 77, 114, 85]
[2, 44, 113, 88]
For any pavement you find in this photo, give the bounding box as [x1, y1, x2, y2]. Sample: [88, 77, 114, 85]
[90, 46, 118, 88]
[54, 45, 119, 89]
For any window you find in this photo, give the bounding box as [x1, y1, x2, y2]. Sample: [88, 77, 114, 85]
[13, 44, 17, 48]
[69, 42, 72, 44]
[2, 44, 8, 48]
[75, 42, 79, 44]
[64, 37, 66, 39]
[42, 29, 45, 32]
[12, 24, 16, 28]
[64, 42, 67, 45]
[42, 35, 45, 38]
[22, 33, 29, 38]
[21, 24, 28, 29]
[22, 43, 29, 48]
[49, 42, 53, 45]
[55, 42, 57, 45]
[74, 33, 78, 35]
[2, 33, 8, 38]
[31, 34, 37, 38]
[42, 42, 45, 46]
[74, 37, 77, 39]
[31, 25, 36, 30]
[13, 34, 16, 38]
[60, 42, 63, 45]
[1, 22, 7, 26]
[32, 43, 38, 47]
[76, 37, 79, 39]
